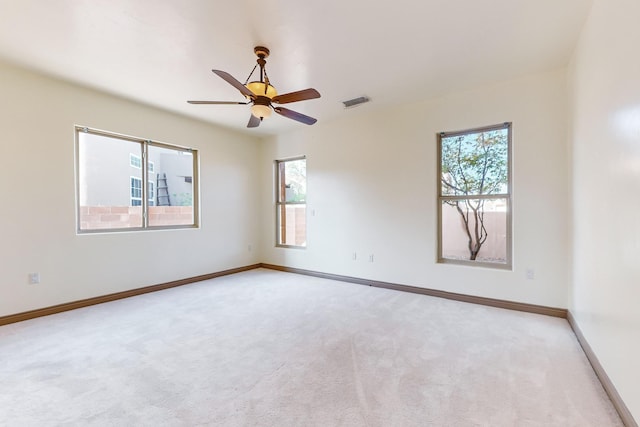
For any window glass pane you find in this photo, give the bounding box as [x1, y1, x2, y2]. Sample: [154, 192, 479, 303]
[283, 159, 306, 202]
[78, 132, 143, 230]
[441, 198, 508, 264]
[277, 204, 307, 247]
[147, 144, 194, 227]
[441, 128, 508, 196]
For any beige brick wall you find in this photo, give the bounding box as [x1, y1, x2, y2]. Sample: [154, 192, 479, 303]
[79, 206, 193, 230]
[441, 208, 507, 262]
[285, 205, 306, 246]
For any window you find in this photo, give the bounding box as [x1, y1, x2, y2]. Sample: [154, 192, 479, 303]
[76, 126, 199, 232]
[130, 177, 142, 206]
[437, 122, 512, 268]
[129, 153, 142, 169]
[276, 157, 306, 247]
[148, 181, 155, 206]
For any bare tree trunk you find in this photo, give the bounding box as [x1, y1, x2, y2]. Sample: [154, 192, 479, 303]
[454, 200, 488, 261]
[455, 202, 474, 259]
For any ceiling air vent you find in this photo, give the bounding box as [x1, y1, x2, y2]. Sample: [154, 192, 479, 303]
[342, 96, 370, 108]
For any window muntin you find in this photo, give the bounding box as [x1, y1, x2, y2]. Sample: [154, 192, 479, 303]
[437, 123, 512, 268]
[76, 126, 198, 232]
[276, 157, 307, 248]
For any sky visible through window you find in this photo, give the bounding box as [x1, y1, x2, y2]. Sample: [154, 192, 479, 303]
[441, 128, 508, 197]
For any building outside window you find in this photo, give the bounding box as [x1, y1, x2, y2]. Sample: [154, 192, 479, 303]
[275, 157, 306, 248]
[437, 122, 512, 268]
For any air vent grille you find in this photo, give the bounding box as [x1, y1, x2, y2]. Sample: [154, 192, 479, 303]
[342, 96, 370, 108]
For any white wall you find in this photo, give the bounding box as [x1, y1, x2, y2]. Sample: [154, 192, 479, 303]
[568, 0, 640, 419]
[0, 61, 261, 317]
[260, 69, 570, 308]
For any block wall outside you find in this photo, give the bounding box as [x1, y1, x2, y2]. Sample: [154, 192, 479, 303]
[79, 206, 193, 230]
[78, 203, 502, 257]
[284, 205, 307, 246]
[441, 209, 507, 262]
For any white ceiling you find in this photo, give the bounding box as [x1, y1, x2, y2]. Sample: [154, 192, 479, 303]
[0, 0, 592, 136]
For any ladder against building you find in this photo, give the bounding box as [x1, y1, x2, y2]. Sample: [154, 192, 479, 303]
[157, 173, 171, 206]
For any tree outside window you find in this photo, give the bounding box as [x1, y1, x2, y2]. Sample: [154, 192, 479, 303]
[438, 123, 511, 268]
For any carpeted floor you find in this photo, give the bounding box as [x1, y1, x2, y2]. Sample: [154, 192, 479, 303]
[0, 269, 623, 426]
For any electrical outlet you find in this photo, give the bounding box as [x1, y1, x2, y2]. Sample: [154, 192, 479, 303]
[248, 244, 252, 252]
[28, 273, 40, 284]
[526, 269, 535, 280]
[352, 252, 357, 261]
[369, 254, 374, 262]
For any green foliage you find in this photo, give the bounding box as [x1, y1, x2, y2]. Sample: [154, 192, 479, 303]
[285, 159, 306, 202]
[441, 129, 508, 196]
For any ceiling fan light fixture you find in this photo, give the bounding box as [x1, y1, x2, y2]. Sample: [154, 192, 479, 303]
[251, 103, 272, 119]
[246, 81, 277, 99]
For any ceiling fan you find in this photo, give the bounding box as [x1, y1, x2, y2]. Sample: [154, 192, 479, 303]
[188, 46, 321, 128]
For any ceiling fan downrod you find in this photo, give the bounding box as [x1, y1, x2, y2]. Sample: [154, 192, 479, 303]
[254, 46, 271, 92]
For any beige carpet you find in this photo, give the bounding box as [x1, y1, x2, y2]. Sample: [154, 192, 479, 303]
[0, 269, 622, 426]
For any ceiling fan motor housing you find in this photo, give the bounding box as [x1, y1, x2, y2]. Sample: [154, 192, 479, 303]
[254, 46, 270, 58]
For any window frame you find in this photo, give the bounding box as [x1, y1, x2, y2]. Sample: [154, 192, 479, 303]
[437, 122, 512, 269]
[75, 126, 199, 233]
[275, 156, 307, 249]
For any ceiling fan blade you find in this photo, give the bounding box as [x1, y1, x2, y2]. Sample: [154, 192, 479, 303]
[187, 100, 250, 105]
[247, 114, 261, 128]
[212, 69, 255, 98]
[274, 107, 317, 125]
[272, 88, 321, 104]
